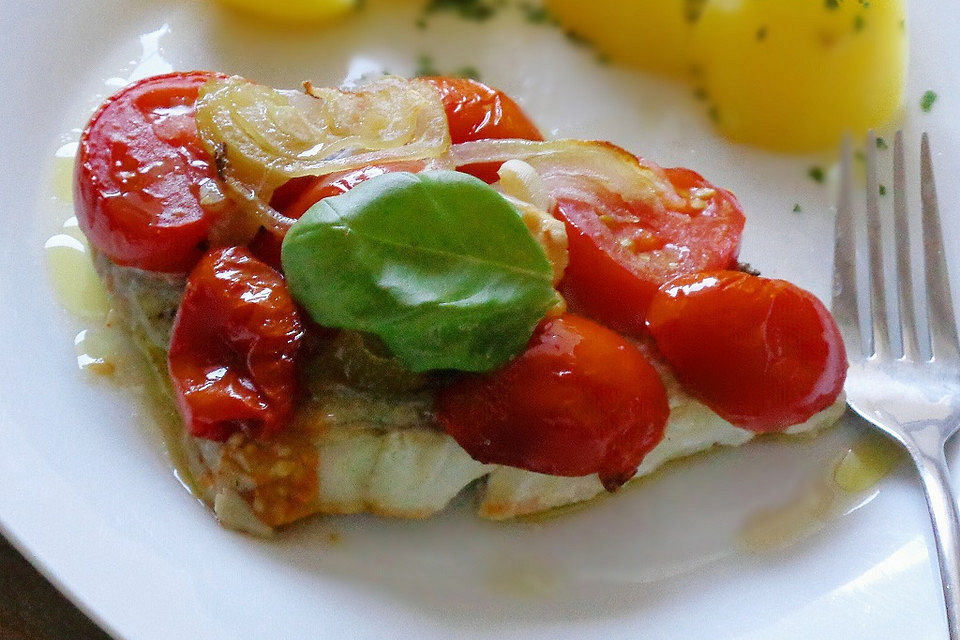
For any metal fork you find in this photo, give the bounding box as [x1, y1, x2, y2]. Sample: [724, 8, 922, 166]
[834, 131, 960, 637]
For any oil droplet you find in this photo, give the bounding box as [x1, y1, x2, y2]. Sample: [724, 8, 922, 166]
[740, 434, 902, 553]
[45, 230, 111, 320]
[52, 142, 78, 203]
[73, 320, 146, 384]
[834, 433, 903, 493]
[739, 476, 840, 553]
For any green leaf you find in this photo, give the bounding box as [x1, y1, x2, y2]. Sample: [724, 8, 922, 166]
[281, 171, 559, 373]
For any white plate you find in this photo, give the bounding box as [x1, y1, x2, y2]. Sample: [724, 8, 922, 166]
[2, 1, 959, 638]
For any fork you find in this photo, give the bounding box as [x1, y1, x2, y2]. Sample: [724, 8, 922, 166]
[834, 131, 960, 637]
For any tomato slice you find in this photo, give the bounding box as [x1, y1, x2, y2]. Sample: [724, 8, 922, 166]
[646, 271, 847, 432]
[168, 247, 304, 441]
[75, 71, 226, 273]
[556, 165, 745, 334]
[422, 76, 544, 183]
[249, 161, 426, 269]
[436, 313, 669, 491]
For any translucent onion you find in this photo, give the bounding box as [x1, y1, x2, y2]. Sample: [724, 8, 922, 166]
[195, 75, 452, 193]
[449, 139, 684, 209]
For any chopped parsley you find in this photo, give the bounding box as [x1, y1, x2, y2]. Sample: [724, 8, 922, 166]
[756, 26, 768, 41]
[808, 166, 826, 183]
[876, 137, 888, 149]
[414, 54, 439, 78]
[793, 203, 803, 213]
[414, 54, 482, 81]
[921, 90, 938, 113]
[422, 0, 497, 21]
[879, 184, 887, 196]
[518, 1, 555, 25]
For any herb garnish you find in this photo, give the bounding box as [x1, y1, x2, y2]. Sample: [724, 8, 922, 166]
[921, 90, 938, 113]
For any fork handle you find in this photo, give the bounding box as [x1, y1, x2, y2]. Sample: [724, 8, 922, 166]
[912, 440, 960, 639]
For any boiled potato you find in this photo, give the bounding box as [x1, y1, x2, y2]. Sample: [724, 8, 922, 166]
[547, 0, 907, 152]
[694, 0, 907, 151]
[546, 0, 697, 78]
[216, 0, 357, 23]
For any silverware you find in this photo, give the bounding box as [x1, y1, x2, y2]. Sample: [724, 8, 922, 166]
[834, 131, 960, 637]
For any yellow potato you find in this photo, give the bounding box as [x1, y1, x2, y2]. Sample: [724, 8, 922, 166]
[216, 0, 357, 24]
[694, 0, 907, 152]
[547, 0, 907, 152]
[545, 0, 696, 78]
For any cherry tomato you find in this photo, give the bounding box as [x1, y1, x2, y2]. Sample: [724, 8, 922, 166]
[556, 165, 745, 334]
[422, 76, 544, 183]
[249, 161, 426, 269]
[646, 271, 847, 432]
[75, 71, 225, 273]
[436, 313, 669, 491]
[168, 247, 304, 441]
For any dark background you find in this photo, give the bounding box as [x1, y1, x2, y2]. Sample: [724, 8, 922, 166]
[1, 534, 110, 640]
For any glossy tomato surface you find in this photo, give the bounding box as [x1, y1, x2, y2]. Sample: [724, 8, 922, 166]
[168, 247, 304, 441]
[250, 162, 426, 269]
[646, 271, 847, 432]
[423, 76, 543, 182]
[436, 313, 669, 491]
[75, 71, 225, 273]
[556, 165, 745, 334]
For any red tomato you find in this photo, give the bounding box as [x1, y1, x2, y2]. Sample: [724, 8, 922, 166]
[436, 314, 669, 491]
[422, 76, 543, 183]
[249, 161, 426, 269]
[556, 166, 745, 334]
[168, 247, 304, 441]
[646, 271, 847, 432]
[75, 71, 225, 273]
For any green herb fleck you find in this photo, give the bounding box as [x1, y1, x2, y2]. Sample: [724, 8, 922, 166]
[793, 203, 803, 213]
[879, 184, 887, 196]
[518, 2, 554, 25]
[453, 65, 482, 80]
[756, 26, 768, 41]
[414, 54, 439, 78]
[921, 90, 938, 113]
[422, 0, 496, 22]
[825, 0, 839, 9]
[808, 166, 826, 183]
[876, 137, 888, 149]
[853, 14, 865, 31]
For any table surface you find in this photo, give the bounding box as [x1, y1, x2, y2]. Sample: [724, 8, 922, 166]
[1, 533, 111, 640]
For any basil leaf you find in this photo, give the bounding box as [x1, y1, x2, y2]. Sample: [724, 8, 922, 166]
[281, 170, 559, 373]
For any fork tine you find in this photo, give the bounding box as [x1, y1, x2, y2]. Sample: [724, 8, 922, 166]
[833, 135, 863, 358]
[893, 131, 921, 361]
[920, 133, 960, 362]
[865, 131, 891, 358]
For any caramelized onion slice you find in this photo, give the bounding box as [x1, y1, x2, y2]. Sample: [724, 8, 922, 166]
[195, 75, 452, 193]
[449, 139, 685, 208]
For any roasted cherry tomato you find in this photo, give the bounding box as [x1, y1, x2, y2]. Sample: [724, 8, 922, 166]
[249, 162, 425, 269]
[423, 76, 544, 183]
[646, 271, 847, 432]
[436, 313, 669, 491]
[75, 71, 225, 273]
[168, 247, 304, 441]
[556, 165, 745, 334]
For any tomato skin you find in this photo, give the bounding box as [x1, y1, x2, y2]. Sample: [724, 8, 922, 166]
[646, 271, 847, 432]
[250, 162, 425, 269]
[75, 71, 225, 273]
[423, 76, 544, 183]
[168, 247, 304, 441]
[436, 313, 669, 491]
[556, 166, 745, 334]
